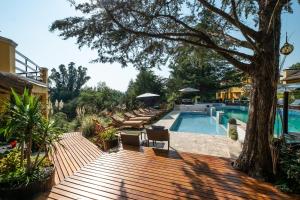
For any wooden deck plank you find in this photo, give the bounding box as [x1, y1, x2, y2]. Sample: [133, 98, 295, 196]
[49, 132, 102, 185]
[39, 132, 296, 200]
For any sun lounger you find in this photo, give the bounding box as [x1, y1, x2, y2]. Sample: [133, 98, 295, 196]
[123, 112, 152, 123]
[110, 115, 144, 129]
[133, 110, 156, 117]
[141, 108, 164, 115]
[291, 99, 300, 106]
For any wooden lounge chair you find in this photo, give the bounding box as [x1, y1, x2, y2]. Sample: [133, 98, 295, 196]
[290, 99, 300, 109]
[144, 107, 165, 115]
[139, 108, 163, 116]
[146, 128, 170, 151]
[133, 110, 156, 117]
[110, 115, 144, 129]
[123, 112, 152, 123]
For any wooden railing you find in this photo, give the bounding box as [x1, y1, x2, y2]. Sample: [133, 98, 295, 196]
[15, 50, 42, 81]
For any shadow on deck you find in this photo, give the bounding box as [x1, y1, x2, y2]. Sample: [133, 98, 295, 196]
[37, 132, 295, 200]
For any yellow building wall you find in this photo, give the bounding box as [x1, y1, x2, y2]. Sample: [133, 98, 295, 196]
[0, 37, 49, 117]
[0, 37, 17, 73]
[216, 87, 244, 101]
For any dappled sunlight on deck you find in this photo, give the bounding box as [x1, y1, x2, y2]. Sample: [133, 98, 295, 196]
[38, 132, 295, 199]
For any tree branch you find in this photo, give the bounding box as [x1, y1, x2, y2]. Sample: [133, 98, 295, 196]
[108, 11, 253, 61]
[230, 0, 259, 52]
[197, 0, 258, 41]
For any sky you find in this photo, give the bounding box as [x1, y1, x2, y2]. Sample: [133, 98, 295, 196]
[0, 0, 300, 91]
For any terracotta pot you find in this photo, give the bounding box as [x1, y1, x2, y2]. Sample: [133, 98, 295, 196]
[0, 166, 55, 200]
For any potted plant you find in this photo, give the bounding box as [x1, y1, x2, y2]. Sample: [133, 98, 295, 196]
[227, 118, 238, 140]
[99, 128, 118, 151]
[0, 89, 62, 199]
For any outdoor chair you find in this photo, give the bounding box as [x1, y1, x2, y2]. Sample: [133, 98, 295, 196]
[146, 128, 170, 151]
[120, 132, 140, 146]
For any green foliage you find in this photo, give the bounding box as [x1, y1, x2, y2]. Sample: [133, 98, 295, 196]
[124, 68, 165, 109]
[78, 82, 124, 114]
[49, 62, 90, 119]
[228, 118, 237, 125]
[289, 63, 300, 70]
[0, 150, 53, 188]
[276, 145, 300, 193]
[52, 112, 72, 132]
[1, 88, 41, 140]
[82, 120, 95, 137]
[0, 149, 21, 174]
[0, 89, 62, 177]
[60, 98, 79, 119]
[99, 128, 118, 142]
[166, 45, 245, 103]
[81, 115, 97, 137]
[49, 62, 90, 103]
[229, 127, 238, 141]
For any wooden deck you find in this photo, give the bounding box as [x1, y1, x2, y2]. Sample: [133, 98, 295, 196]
[38, 132, 295, 200]
[50, 132, 102, 184]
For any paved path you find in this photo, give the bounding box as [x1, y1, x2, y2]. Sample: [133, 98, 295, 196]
[155, 111, 242, 158]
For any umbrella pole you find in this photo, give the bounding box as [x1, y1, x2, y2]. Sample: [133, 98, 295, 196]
[282, 91, 289, 135]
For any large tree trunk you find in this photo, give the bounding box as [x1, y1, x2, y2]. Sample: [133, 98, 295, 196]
[233, 1, 282, 180]
[233, 71, 279, 179]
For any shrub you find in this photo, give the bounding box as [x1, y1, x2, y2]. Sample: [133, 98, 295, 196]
[81, 115, 111, 137]
[99, 128, 118, 142]
[81, 115, 101, 137]
[228, 118, 237, 124]
[52, 112, 81, 132]
[0, 89, 62, 185]
[276, 144, 300, 193]
[52, 112, 70, 132]
[82, 117, 95, 137]
[229, 127, 238, 140]
[0, 149, 21, 175]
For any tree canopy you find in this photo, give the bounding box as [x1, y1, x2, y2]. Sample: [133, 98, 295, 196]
[78, 82, 124, 113]
[124, 68, 165, 109]
[49, 62, 90, 103]
[167, 45, 244, 101]
[289, 62, 300, 69]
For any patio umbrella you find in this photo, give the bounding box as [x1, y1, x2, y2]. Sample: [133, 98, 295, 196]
[136, 93, 160, 98]
[178, 87, 199, 93]
[136, 93, 160, 107]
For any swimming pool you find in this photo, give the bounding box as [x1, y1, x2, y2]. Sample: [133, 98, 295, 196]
[170, 112, 226, 135]
[216, 106, 300, 137]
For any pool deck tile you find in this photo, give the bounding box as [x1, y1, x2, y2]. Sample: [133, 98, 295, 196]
[155, 111, 242, 159]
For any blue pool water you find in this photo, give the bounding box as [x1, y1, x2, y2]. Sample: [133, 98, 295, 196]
[216, 106, 300, 137]
[170, 112, 226, 135]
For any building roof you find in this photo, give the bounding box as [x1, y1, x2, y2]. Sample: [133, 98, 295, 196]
[0, 36, 18, 47]
[0, 72, 47, 94]
[282, 70, 300, 81]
